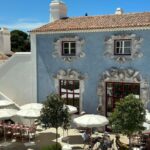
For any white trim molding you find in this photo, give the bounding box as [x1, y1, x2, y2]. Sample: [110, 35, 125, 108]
[104, 34, 143, 63]
[97, 67, 150, 114]
[52, 36, 85, 62]
[53, 69, 87, 113]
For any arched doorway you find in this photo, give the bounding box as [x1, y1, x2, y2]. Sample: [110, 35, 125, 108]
[97, 67, 150, 116]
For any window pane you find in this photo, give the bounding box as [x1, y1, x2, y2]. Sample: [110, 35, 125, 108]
[124, 48, 131, 54]
[63, 42, 69, 48]
[71, 42, 76, 48]
[62, 42, 76, 56]
[113, 83, 122, 97]
[74, 81, 80, 94]
[74, 80, 79, 89]
[116, 41, 121, 47]
[71, 48, 76, 55]
[63, 49, 69, 54]
[66, 81, 73, 91]
[115, 47, 123, 54]
[124, 40, 131, 47]
[115, 40, 131, 55]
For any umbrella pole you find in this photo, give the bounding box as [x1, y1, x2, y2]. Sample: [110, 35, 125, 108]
[29, 119, 31, 143]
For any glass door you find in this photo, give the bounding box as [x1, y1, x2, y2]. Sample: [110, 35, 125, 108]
[106, 82, 140, 117]
[60, 80, 80, 113]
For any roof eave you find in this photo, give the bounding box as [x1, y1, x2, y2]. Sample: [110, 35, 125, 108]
[29, 26, 150, 34]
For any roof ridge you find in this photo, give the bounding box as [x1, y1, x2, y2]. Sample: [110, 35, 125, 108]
[65, 11, 150, 20]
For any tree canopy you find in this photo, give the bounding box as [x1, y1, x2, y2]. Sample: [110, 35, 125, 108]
[110, 94, 146, 148]
[40, 93, 70, 146]
[11, 30, 30, 52]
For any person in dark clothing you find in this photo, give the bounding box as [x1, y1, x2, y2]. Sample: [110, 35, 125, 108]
[145, 135, 150, 150]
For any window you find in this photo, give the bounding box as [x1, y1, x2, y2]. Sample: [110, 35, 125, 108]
[59, 80, 80, 112]
[114, 39, 131, 55]
[62, 41, 76, 56]
[106, 82, 140, 117]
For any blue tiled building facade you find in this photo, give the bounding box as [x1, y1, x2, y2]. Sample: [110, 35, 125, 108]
[31, 0, 150, 116]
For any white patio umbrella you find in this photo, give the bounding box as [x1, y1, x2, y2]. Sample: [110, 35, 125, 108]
[16, 109, 40, 118]
[73, 114, 109, 128]
[0, 109, 18, 141]
[145, 109, 150, 123]
[0, 100, 14, 107]
[0, 109, 18, 120]
[143, 122, 150, 130]
[65, 105, 77, 114]
[20, 103, 43, 110]
[143, 122, 150, 134]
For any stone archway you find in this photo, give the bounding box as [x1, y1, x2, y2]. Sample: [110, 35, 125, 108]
[53, 69, 86, 113]
[97, 67, 150, 115]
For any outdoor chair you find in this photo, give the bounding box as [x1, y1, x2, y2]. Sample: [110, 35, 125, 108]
[21, 126, 30, 142]
[28, 125, 36, 140]
[5, 125, 13, 140]
[12, 125, 22, 141]
[0, 127, 4, 140]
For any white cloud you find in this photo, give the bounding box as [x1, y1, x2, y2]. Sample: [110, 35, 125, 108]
[0, 18, 47, 31]
[17, 18, 40, 23]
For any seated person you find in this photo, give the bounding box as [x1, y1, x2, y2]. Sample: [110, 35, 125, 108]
[145, 135, 150, 150]
[82, 129, 91, 143]
[82, 129, 92, 149]
[100, 133, 112, 150]
[91, 136, 102, 149]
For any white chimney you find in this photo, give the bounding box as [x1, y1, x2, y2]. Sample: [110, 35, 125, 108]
[115, 8, 124, 15]
[50, 0, 67, 22]
[0, 28, 11, 54]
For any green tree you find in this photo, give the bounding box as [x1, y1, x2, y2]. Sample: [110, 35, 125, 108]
[110, 94, 146, 149]
[11, 30, 30, 52]
[40, 93, 70, 149]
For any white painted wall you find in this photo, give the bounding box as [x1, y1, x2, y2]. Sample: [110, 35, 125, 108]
[0, 28, 11, 54]
[0, 52, 36, 106]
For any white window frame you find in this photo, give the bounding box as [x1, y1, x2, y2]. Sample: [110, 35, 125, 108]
[53, 36, 85, 62]
[104, 34, 143, 63]
[114, 39, 131, 55]
[62, 41, 76, 56]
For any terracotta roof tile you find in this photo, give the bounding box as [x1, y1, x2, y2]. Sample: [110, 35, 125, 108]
[31, 12, 150, 32]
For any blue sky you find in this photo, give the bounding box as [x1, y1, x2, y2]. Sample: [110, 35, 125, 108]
[0, 0, 150, 31]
